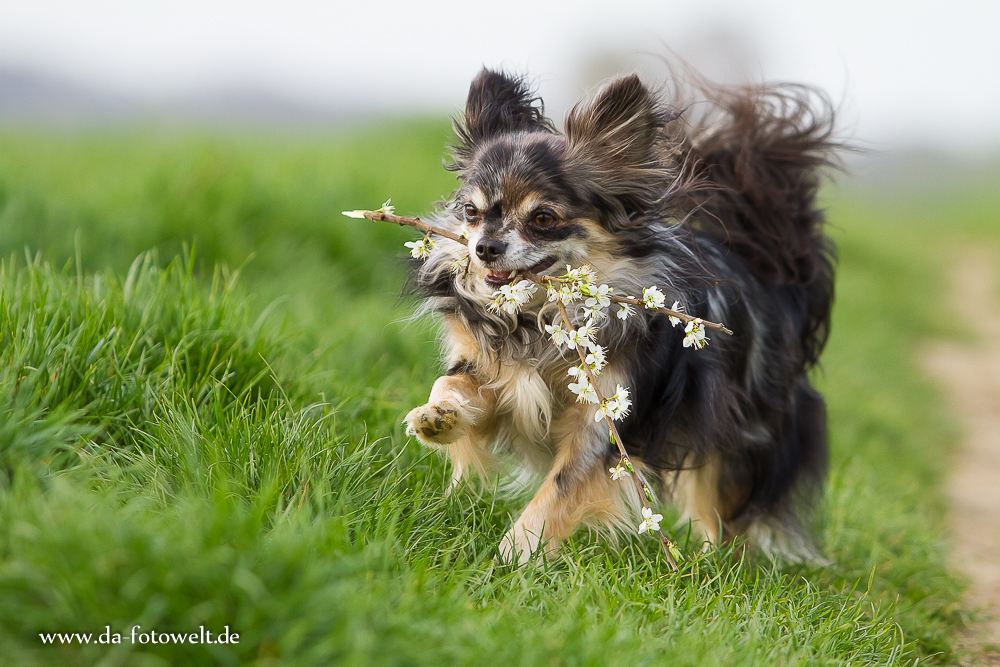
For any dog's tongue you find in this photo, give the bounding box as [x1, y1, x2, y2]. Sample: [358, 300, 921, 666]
[488, 269, 514, 281]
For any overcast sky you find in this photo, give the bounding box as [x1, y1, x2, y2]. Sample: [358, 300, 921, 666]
[1, 1, 998, 152]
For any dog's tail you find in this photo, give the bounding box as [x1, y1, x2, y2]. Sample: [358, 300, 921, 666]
[680, 82, 839, 367]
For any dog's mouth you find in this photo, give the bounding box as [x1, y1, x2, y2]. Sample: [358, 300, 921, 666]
[484, 256, 557, 286]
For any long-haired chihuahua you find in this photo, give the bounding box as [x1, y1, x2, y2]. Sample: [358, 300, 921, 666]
[404, 68, 837, 565]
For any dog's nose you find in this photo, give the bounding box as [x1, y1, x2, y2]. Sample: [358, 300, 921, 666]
[475, 238, 507, 263]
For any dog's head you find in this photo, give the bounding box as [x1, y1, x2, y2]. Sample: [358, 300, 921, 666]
[446, 69, 682, 289]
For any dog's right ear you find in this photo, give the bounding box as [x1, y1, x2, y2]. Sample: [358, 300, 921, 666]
[565, 74, 669, 169]
[450, 69, 553, 166]
[564, 75, 681, 228]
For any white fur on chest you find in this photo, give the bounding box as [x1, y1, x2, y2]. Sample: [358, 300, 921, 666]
[484, 359, 555, 472]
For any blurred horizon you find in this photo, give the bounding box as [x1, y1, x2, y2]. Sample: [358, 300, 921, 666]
[1, 1, 999, 161]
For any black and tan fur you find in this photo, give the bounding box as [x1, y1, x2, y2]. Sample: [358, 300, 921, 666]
[404, 68, 838, 565]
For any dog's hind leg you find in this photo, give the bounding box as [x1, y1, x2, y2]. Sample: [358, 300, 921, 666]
[671, 454, 727, 549]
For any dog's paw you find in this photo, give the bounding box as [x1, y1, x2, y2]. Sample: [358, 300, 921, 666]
[404, 398, 469, 445]
[497, 527, 533, 567]
[496, 524, 556, 567]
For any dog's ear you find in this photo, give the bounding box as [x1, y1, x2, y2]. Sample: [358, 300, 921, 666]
[565, 75, 681, 227]
[451, 69, 552, 164]
[565, 75, 666, 167]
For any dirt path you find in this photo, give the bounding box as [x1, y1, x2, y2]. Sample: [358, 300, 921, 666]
[921, 248, 1000, 662]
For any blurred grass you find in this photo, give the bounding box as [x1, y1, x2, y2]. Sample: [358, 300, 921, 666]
[0, 123, 996, 665]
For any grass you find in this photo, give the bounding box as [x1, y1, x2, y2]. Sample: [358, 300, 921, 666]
[0, 122, 994, 665]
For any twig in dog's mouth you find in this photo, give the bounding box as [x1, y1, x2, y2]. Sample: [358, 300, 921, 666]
[347, 207, 732, 335]
[486, 258, 557, 286]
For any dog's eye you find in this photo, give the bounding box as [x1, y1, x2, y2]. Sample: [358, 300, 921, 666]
[533, 211, 556, 228]
[463, 203, 479, 219]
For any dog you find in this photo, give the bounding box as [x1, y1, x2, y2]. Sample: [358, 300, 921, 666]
[403, 67, 838, 565]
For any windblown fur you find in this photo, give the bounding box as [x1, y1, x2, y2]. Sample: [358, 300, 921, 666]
[404, 67, 839, 565]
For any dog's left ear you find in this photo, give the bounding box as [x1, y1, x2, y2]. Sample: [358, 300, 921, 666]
[565, 75, 667, 168]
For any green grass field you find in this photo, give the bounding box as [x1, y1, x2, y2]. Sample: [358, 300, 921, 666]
[0, 122, 995, 665]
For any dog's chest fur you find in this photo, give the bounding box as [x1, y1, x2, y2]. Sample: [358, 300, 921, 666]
[444, 303, 635, 476]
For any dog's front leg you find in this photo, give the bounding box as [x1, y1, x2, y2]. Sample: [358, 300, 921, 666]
[405, 370, 491, 446]
[499, 406, 621, 565]
[406, 319, 492, 447]
[405, 367, 499, 489]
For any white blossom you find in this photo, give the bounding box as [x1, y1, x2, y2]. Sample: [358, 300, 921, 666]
[546, 280, 582, 304]
[585, 345, 607, 374]
[341, 202, 392, 219]
[404, 237, 436, 260]
[637, 506, 663, 534]
[609, 464, 630, 481]
[583, 302, 608, 321]
[616, 299, 636, 320]
[588, 284, 613, 307]
[606, 385, 632, 420]
[450, 256, 469, 274]
[545, 322, 570, 347]
[577, 384, 599, 405]
[489, 280, 538, 315]
[505, 280, 537, 304]
[569, 320, 598, 351]
[683, 318, 708, 350]
[557, 283, 583, 304]
[668, 300, 684, 328]
[595, 384, 631, 422]
[567, 369, 599, 404]
[582, 284, 613, 320]
[566, 264, 597, 287]
[642, 286, 666, 310]
[488, 294, 514, 315]
[550, 265, 598, 305]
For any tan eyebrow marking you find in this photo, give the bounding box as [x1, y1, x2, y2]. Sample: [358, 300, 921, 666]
[515, 195, 543, 218]
[469, 188, 488, 211]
